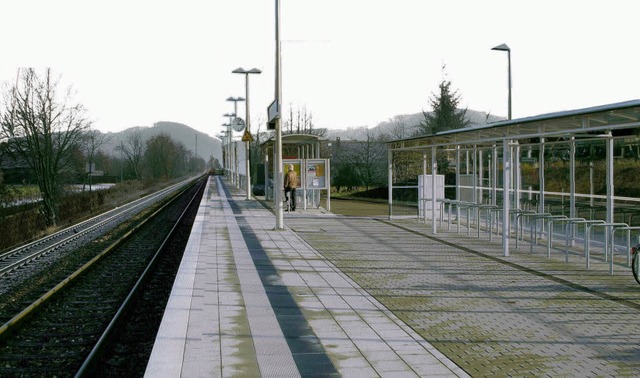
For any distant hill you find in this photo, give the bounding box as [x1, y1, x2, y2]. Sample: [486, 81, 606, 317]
[102, 121, 223, 162]
[326, 109, 505, 141]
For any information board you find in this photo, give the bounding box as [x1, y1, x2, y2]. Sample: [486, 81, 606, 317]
[282, 160, 302, 188]
[305, 159, 328, 189]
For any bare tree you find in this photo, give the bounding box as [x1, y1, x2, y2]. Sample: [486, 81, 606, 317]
[337, 129, 387, 190]
[81, 129, 112, 191]
[283, 105, 327, 137]
[0, 68, 91, 226]
[386, 115, 410, 140]
[144, 133, 189, 180]
[116, 131, 144, 180]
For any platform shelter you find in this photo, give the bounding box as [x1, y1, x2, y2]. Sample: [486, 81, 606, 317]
[387, 100, 640, 259]
[261, 133, 331, 211]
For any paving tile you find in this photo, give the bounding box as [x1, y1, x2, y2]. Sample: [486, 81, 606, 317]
[147, 178, 476, 378]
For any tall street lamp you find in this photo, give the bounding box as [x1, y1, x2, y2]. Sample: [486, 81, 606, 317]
[491, 43, 511, 120]
[274, 0, 284, 229]
[221, 124, 230, 175]
[232, 67, 262, 201]
[226, 97, 245, 186]
[222, 113, 236, 181]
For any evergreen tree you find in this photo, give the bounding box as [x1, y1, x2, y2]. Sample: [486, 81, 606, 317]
[415, 65, 469, 136]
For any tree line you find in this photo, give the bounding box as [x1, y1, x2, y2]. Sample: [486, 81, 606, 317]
[0, 68, 207, 227]
[331, 66, 469, 193]
[246, 65, 469, 195]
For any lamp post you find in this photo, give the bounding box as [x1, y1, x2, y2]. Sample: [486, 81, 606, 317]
[491, 43, 511, 120]
[232, 67, 262, 200]
[492, 43, 513, 257]
[222, 113, 235, 180]
[226, 97, 245, 186]
[274, 0, 284, 229]
[222, 122, 231, 176]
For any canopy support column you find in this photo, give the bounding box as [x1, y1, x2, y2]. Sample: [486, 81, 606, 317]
[479, 148, 484, 204]
[492, 144, 498, 206]
[539, 138, 546, 232]
[473, 145, 478, 204]
[432, 146, 438, 234]
[422, 149, 427, 222]
[456, 146, 461, 222]
[605, 133, 614, 254]
[513, 142, 520, 235]
[388, 148, 393, 219]
[570, 137, 576, 242]
[606, 133, 614, 224]
[502, 139, 511, 257]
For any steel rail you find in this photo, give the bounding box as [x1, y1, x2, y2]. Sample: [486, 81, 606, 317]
[0, 179, 193, 276]
[0, 177, 200, 341]
[75, 178, 206, 377]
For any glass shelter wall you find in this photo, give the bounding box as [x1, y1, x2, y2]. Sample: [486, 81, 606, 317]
[387, 100, 640, 263]
[260, 134, 331, 211]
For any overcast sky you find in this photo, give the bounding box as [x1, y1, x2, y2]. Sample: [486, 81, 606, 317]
[1, 0, 639, 139]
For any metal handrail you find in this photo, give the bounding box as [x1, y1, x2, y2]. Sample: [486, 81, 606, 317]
[474, 204, 499, 239]
[418, 197, 445, 226]
[586, 222, 627, 270]
[547, 217, 585, 262]
[572, 220, 605, 269]
[436, 198, 451, 228]
[442, 199, 474, 233]
[513, 209, 536, 249]
[488, 207, 507, 243]
[557, 217, 586, 263]
[526, 213, 552, 254]
[544, 215, 569, 257]
[610, 226, 640, 274]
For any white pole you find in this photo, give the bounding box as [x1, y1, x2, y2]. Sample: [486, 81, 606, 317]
[431, 146, 437, 234]
[275, 0, 284, 229]
[606, 135, 614, 224]
[228, 124, 232, 180]
[606, 134, 614, 259]
[422, 150, 427, 221]
[502, 139, 511, 257]
[539, 138, 545, 215]
[326, 159, 331, 212]
[513, 142, 520, 235]
[245, 74, 252, 200]
[388, 148, 393, 219]
[492, 144, 498, 206]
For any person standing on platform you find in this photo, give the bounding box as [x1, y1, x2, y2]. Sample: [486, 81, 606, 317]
[284, 164, 298, 211]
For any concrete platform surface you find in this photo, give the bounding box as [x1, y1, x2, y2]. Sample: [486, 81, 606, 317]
[146, 176, 466, 377]
[146, 176, 640, 377]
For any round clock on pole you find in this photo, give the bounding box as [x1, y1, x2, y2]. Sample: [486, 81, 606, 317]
[232, 117, 245, 132]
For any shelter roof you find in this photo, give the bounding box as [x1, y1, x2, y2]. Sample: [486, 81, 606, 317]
[261, 133, 327, 147]
[389, 100, 640, 150]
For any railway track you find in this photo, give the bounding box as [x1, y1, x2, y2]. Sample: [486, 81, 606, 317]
[0, 179, 191, 280]
[0, 176, 206, 377]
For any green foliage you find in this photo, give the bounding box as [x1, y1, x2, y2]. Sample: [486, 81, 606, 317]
[331, 131, 388, 191]
[332, 164, 360, 192]
[533, 159, 640, 199]
[0, 170, 10, 207]
[414, 66, 470, 136]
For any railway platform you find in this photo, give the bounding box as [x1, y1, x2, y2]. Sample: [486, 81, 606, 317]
[145, 175, 640, 377]
[145, 176, 466, 377]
